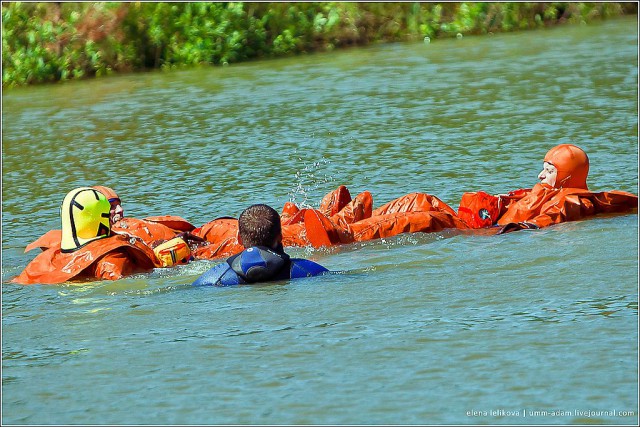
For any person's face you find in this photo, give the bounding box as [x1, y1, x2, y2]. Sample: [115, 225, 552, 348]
[109, 198, 124, 224]
[538, 161, 558, 187]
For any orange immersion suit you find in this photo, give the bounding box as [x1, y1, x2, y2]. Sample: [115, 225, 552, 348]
[458, 144, 638, 232]
[458, 184, 638, 233]
[496, 183, 638, 228]
[12, 235, 157, 285]
[303, 191, 468, 247]
[24, 229, 63, 253]
[191, 217, 244, 260]
[14, 186, 159, 285]
[298, 143, 639, 245]
[95, 185, 197, 259]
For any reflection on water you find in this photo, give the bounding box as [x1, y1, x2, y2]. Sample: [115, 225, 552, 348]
[2, 17, 639, 425]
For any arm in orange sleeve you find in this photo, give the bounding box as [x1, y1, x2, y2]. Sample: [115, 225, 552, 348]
[496, 190, 620, 233]
[497, 196, 577, 233]
[24, 229, 62, 253]
[529, 191, 637, 228]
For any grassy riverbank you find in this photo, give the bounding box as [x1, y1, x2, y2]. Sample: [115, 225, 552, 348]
[2, 2, 636, 88]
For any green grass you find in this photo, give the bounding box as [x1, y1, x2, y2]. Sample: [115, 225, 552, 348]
[2, 2, 635, 88]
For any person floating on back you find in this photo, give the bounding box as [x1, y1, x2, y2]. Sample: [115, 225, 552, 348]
[12, 187, 157, 285]
[299, 143, 638, 245]
[192, 204, 328, 287]
[456, 143, 638, 233]
[23, 185, 201, 268]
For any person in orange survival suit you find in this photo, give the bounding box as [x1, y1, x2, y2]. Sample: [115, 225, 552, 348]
[93, 186, 205, 266]
[24, 186, 201, 268]
[456, 144, 638, 234]
[190, 185, 375, 260]
[12, 187, 157, 285]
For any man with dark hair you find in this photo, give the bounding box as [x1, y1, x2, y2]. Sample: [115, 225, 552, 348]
[237, 204, 282, 248]
[192, 204, 328, 287]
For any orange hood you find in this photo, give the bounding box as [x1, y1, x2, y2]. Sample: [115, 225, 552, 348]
[543, 144, 589, 190]
[93, 186, 120, 202]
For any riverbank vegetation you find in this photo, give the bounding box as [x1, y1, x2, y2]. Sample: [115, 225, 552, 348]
[2, 2, 636, 88]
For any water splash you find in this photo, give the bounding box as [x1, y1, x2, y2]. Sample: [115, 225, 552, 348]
[286, 154, 334, 208]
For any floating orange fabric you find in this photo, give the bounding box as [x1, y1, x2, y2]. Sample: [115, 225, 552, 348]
[497, 183, 638, 228]
[191, 218, 243, 260]
[303, 191, 465, 247]
[281, 206, 307, 226]
[282, 222, 313, 247]
[303, 209, 353, 246]
[319, 185, 352, 217]
[330, 191, 373, 227]
[113, 217, 188, 246]
[280, 202, 301, 224]
[302, 190, 374, 246]
[280, 186, 353, 226]
[304, 208, 468, 247]
[372, 192, 458, 217]
[192, 217, 239, 242]
[24, 229, 62, 253]
[280, 192, 371, 247]
[191, 237, 244, 261]
[349, 210, 469, 241]
[12, 234, 156, 285]
[191, 188, 372, 258]
[283, 188, 372, 247]
[497, 188, 531, 216]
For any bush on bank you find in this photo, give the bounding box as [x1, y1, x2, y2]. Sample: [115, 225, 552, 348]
[2, 2, 636, 88]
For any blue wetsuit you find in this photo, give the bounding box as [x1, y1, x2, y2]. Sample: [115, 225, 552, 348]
[192, 245, 328, 287]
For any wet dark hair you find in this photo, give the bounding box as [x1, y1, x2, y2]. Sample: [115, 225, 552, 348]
[238, 204, 282, 248]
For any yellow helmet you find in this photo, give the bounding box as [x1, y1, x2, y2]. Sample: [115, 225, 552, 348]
[60, 187, 112, 252]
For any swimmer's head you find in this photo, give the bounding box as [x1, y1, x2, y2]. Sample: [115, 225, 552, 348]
[539, 144, 589, 189]
[93, 185, 124, 224]
[238, 204, 282, 249]
[61, 187, 111, 252]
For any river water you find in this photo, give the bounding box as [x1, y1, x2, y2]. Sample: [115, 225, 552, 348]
[2, 17, 638, 425]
